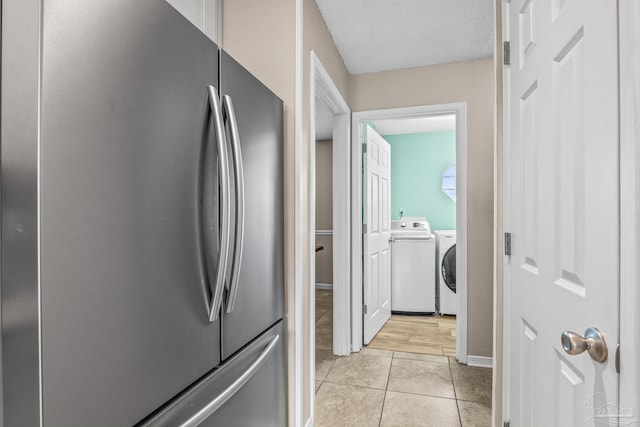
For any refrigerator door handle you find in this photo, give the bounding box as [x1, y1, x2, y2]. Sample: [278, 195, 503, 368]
[222, 94, 245, 314]
[206, 85, 231, 322]
[178, 334, 280, 427]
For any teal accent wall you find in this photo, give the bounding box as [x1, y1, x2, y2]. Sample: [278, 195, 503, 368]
[383, 131, 456, 231]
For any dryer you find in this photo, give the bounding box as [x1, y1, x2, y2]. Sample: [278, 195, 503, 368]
[435, 230, 457, 315]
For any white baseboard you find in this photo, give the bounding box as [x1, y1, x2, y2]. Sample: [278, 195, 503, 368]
[466, 355, 493, 368]
[315, 283, 333, 290]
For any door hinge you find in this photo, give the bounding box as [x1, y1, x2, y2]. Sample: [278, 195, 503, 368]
[504, 232, 512, 256]
[503, 41, 511, 65]
[362, 304, 368, 315]
[362, 224, 367, 234]
[363, 143, 367, 153]
[616, 344, 620, 374]
[504, 421, 511, 427]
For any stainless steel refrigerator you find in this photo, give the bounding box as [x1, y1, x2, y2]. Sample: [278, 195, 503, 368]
[1, 1, 285, 425]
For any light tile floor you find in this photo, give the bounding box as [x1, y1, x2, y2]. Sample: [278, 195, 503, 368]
[314, 289, 492, 426]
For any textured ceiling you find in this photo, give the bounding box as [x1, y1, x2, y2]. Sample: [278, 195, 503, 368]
[314, 0, 494, 74]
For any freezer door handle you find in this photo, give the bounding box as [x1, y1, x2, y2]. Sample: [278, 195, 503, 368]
[206, 85, 231, 322]
[222, 94, 244, 314]
[178, 334, 280, 427]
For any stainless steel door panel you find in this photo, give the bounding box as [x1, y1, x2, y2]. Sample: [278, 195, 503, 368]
[1, 1, 42, 425]
[37, 1, 220, 425]
[219, 52, 284, 359]
[140, 320, 286, 427]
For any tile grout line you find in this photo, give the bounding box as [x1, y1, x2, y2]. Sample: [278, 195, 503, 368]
[321, 377, 465, 401]
[377, 353, 395, 427]
[320, 357, 337, 383]
[449, 360, 464, 427]
[318, 380, 387, 392]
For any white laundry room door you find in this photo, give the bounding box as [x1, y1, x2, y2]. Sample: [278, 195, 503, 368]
[504, 0, 621, 425]
[363, 125, 392, 345]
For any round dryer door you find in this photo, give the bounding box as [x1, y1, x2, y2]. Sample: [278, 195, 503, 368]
[442, 244, 456, 293]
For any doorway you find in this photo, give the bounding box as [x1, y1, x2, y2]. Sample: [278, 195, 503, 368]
[308, 50, 351, 363]
[363, 114, 458, 356]
[351, 103, 472, 364]
[313, 95, 337, 357]
[308, 66, 495, 426]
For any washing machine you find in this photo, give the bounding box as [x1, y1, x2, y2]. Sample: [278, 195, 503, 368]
[390, 217, 436, 314]
[435, 230, 457, 315]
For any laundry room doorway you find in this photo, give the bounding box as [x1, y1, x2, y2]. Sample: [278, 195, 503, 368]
[351, 103, 471, 363]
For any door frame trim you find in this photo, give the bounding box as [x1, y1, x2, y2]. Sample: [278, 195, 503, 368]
[618, 0, 640, 417]
[309, 49, 352, 358]
[351, 103, 468, 362]
[293, 0, 304, 425]
[499, 1, 511, 423]
[305, 51, 351, 425]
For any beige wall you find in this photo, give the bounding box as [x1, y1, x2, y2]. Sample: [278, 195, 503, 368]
[220, 0, 350, 424]
[222, 1, 296, 105]
[222, 1, 495, 423]
[220, 0, 297, 423]
[314, 234, 333, 284]
[303, 0, 350, 100]
[315, 140, 333, 284]
[351, 59, 495, 358]
[315, 140, 333, 231]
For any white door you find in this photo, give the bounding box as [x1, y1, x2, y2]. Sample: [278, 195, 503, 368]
[504, 0, 620, 425]
[363, 125, 392, 345]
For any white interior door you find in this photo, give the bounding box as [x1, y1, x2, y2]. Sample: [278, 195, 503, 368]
[505, 0, 620, 425]
[363, 125, 392, 345]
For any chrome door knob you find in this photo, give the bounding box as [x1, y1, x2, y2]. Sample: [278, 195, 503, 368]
[561, 327, 608, 363]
